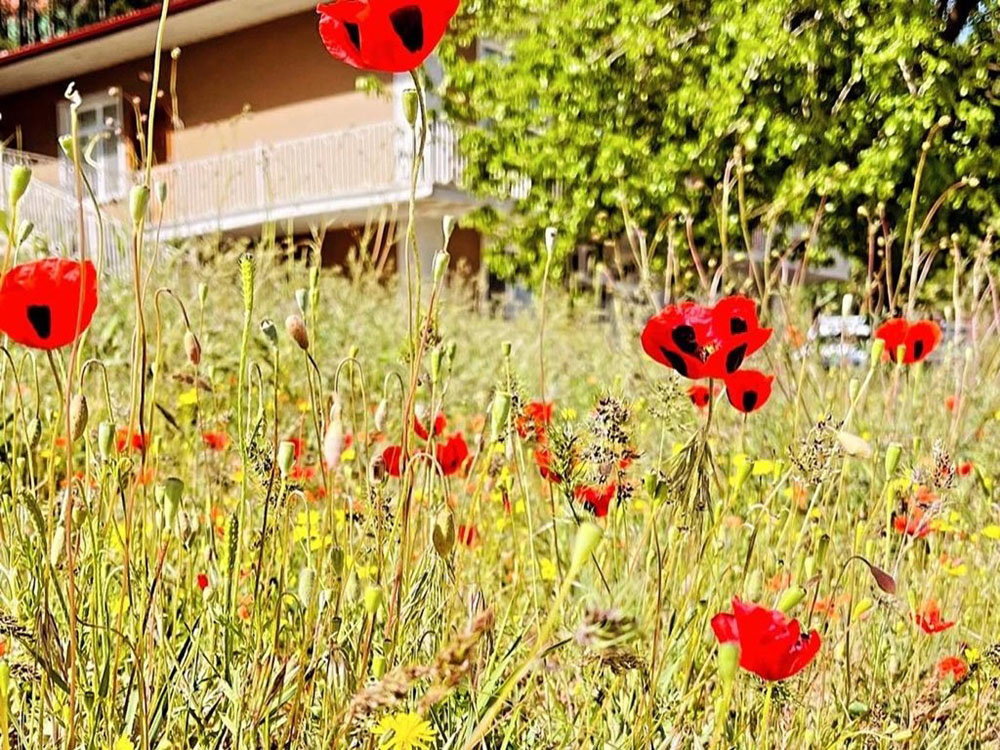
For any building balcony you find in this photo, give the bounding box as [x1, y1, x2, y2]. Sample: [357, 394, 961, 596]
[0, 1, 160, 56]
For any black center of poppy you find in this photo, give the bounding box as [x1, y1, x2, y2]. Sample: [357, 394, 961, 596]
[730, 316, 748, 334]
[660, 347, 688, 377]
[912, 340, 924, 360]
[27, 305, 52, 340]
[671, 324, 700, 355]
[725, 344, 748, 373]
[389, 6, 424, 53]
[742, 391, 758, 411]
[344, 21, 361, 51]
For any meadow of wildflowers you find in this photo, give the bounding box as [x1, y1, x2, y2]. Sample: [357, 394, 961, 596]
[1, 1, 999, 748]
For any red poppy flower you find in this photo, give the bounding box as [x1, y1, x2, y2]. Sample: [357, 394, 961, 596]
[0, 258, 98, 350]
[915, 600, 955, 634]
[202, 431, 231, 451]
[687, 384, 712, 408]
[534, 448, 562, 483]
[116, 428, 149, 453]
[435, 431, 469, 476]
[290, 463, 318, 482]
[724, 369, 774, 413]
[893, 507, 931, 538]
[937, 655, 968, 681]
[711, 597, 821, 682]
[414, 411, 447, 441]
[516, 401, 553, 441]
[457, 523, 479, 547]
[317, 0, 460, 74]
[958, 461, 973, 477]
[287, 436, 306, 460]
[641, 296, 771, 380]
[381, 444, 405, 477]
[574, 483, 616, 518]
[874, 318, 941, 364]
[197, 573, 210, 591]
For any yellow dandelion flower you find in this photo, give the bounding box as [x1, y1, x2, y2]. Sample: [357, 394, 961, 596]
[981, 524, 1000, 540]
[177, 388, 198, 407]
[373, 711, 436, 750]
[539, 558, 558, 582]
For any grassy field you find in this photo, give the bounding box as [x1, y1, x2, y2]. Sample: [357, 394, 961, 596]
[2, 235, 1000, 750]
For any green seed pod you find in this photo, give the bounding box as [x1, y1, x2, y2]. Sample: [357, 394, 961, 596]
[433, 250, 450, 283]
[429, 348, 443, 386]
[869, 337, 885, 366]
[8, 164, 31, 207]
[443, 215, 456, 242]
[129, 184, 150, 225]
[363, 585, 383, 615]
[163, 477, 184, 526]
[371, 654, 387, 679]
[295, 288, 308, 315]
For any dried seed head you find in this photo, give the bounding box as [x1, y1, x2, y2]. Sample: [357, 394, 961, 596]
[184, 330, 201, 366]
[69, 393, 88, 442]
[285, 315, 310, 351]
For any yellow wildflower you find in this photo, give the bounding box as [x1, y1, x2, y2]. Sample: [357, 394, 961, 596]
[373, 711, 436, 750]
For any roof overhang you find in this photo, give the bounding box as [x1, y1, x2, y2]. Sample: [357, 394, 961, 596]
[0, 0, 317, 96]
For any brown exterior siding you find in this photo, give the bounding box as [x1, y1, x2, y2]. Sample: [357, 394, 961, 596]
[0, 10, 392, 163]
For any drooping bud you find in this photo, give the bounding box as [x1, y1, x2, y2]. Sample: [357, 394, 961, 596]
[432, 508, 456, 557]
[58, 135, 76, 161]
[295, 288, 308, 315]
[69, 393, 88, 442]
[163, 476, 183, 526]
[285, 315, 310, 351]
[129, 185, 150, 225]
[433, 250, 451, 283]
[490, 391, 511, 443]
[884, 443, 902, 477]
[8, 164, 31, 208]
[777, 586, 806, 614]
[443, 215, 456, 244]
[278, 440, 296, 478]
[98, 421, 114, 460]
[570, 521, 603, 571]
[184, 330, 201, 366]
[403, 89, 419, 127]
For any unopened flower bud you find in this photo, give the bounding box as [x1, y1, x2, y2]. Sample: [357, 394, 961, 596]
[285, 315, 309, 351]
[184, 330, 201, 366]
[99, 421, 114, 460]
[432, 508, 456, 557]
[717, 642, 740, 683]
[869, 337, 885, 366]
[297, 566, 315, 605]
[129, 185, 150, 225]
[58, 135, 76, 160]
[8, 165, 31, 208]
[278, 440, 296, 477]
[490, 391, 511, 443]
[777, 586, 806, 613]
[260, 319, 278, 346]
[433, 250, 450, 283]
[323, 401, 344, 472]
[884, 443, 902, 477]
[295, 288, 308, 315]
[363, 585, 383, 615]
[403, 89, 419, 127]
[372, 654, 387, 678]
[570, 521, 603, 571]
[69, 393, 88, 442]
[443, 215, 456, 242]
[374, 399, 388, 432]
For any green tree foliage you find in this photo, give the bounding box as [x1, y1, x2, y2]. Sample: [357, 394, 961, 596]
[440, 0, 1000, 283]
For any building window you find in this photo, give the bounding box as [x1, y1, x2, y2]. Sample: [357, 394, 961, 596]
[57, 91, 127, 203]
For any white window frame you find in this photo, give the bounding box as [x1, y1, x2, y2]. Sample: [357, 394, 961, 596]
[56, 90, 128, 203]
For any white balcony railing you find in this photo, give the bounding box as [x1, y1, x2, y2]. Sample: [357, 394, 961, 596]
[147, 121, 468, 235]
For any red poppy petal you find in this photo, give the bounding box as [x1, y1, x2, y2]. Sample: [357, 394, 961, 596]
[0, 259, 98, 350]
[874, 319, 909, 362]
[724, 370, 773, 413]
[905, 320, 941, 363]
[711, 295, 761, 338]
[711, 613, 739, 644]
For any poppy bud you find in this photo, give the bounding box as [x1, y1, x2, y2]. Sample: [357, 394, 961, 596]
[298, 566, 315, 606]
[848, 378, 860, 402]
[403, 89, 419, 127]
[372, 654, 387, 679]
[745, 569, 762, 600]
[884, 443, 902, 477]
[869, 338, 885, 366]
[841, 294, 853, 317]
[129, 185, 150, 225]
[374, 399, 388, 432]
[804, 555, 816, 580]
[852, 598, 873, 620]
[69, 393, 88, 442]
[164, 476, 183, 526]
[50, 525, 65, 567]
[363, 585, 383, 615]
[501, 341, 512, 357]
[732, 460, 753, 493]
[27, 417, 42, 448]
[295, 288, 308, 315]
[570, 521, 603, 571]
[98, 421, 114, 460]
[278, 440, 296, 478]
[198, 282, 208, 306]
[15, 222, 32, 246]
[59, 134, 76, 160]
[8, 164, 31, 208]
[429, 348, 443, 386]
[848, 701, 869, 718]
[816, 534, 830, 568]
[260, 319, 278, 346]
[156, 180, 168, 205]
[432, 508, 456, 557]
[184, 330, 201, 366]
[490, 391, 511, 443]
[836, 430, 871, 458]
[323, 403, 344, 472]
[777, 586, 806, 613]
[717, 641, 740, 683]
[285, 315, 310, 351]
[433, 250, 450, 283]
[443, 215, 456, 243]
